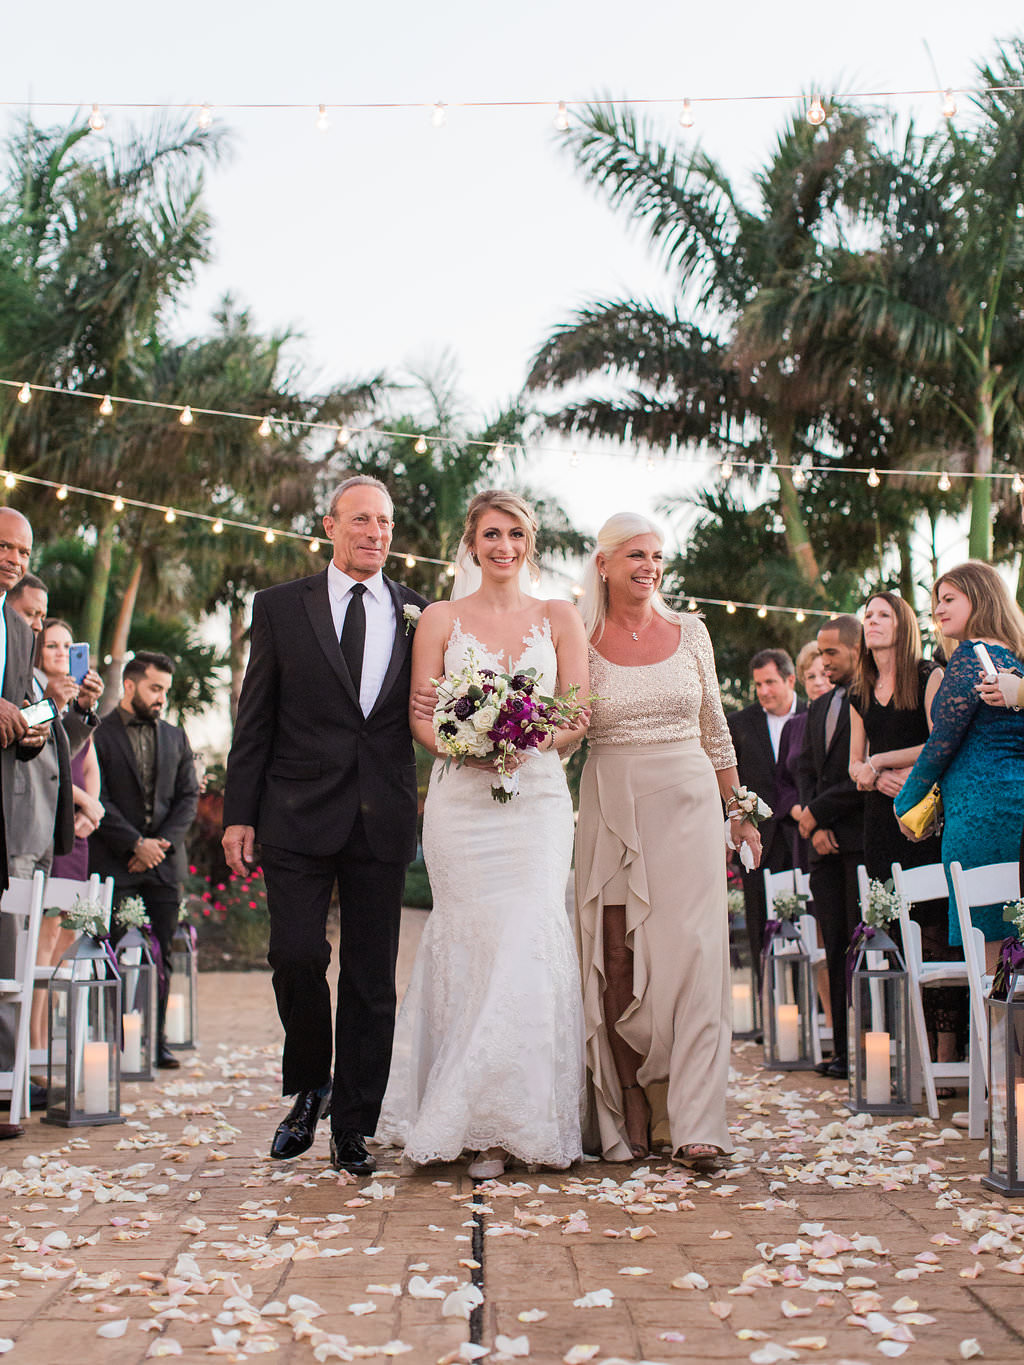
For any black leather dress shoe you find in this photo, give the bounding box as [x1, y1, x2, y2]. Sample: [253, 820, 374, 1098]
[329, 1129, 376, 1175]
[817, 1058, 848, 1079]
[29, 1082, 47, 1109]
[270, 1087, 331, 1160]
[0, 1123, 24, 1140]
[157, 1044, 182, 1070]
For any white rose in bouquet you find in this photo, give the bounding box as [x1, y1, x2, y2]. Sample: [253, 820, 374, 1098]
[472, 704, 499, 734]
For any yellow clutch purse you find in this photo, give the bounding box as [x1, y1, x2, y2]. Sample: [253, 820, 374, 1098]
[901, 784, 943, 839]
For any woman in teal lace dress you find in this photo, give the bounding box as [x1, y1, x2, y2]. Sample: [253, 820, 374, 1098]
[894, 562, 1024, 968]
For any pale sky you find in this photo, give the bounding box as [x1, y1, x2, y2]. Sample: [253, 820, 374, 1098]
[4, 0, 1021, 552]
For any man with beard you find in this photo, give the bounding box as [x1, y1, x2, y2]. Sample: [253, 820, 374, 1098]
[89, 652, 199, 1068]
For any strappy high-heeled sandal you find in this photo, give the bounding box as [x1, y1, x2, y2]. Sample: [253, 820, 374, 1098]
[621, 1082, 651, 1159]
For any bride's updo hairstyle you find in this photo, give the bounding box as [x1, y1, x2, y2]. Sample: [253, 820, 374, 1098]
[461, 489, 541, 581]
[580, 511, 682, 643]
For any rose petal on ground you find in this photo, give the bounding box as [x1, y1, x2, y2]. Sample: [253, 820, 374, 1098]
[710, 1230, 733, 1240]
[959, 1342, 984, 1360]
[672, 1272, 709, 1290]
[617, 1267, 651, 1277]
[780, 1301, 812, 1318]
[709, 1301, 732, 1319]
[562, 1348, 600, 1365]
[347, 1302, 376, 1316]
[494, 1336, 529, 1357]
[147, 1342, 183, 1358]
[787, 1338, 828, 1351]
[877, 1345, 909, 1358]
[629, 1225, 656, 1240]
[518, 1310, 547, 1323]
[97, 1319, 130, 1338]
[442, 1284, 484, 1319]
[749, 1345, 798, 1363]
[573, 1289, 614, 1309]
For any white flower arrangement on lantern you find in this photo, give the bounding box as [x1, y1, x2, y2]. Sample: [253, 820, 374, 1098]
[403, 604, 422, 635]
[63, 895, 107, 938]
[770, 890, 809, 923]
[727, 889, 746, 919]
[1002, 897, 1024, 939]
[864, 879, 904, 928]
[117, 895, 150, 929]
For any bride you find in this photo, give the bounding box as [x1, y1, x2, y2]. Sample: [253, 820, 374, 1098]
[375, 489, 589, 1179]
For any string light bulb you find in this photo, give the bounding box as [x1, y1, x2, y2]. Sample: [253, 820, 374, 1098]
[569, 451, 580, 468]
[554, 101, 570, 131]
[688, 598, 698, 612]
[3, 473, 16, 490]
[720, 458, 733, 480]
[867, 467, 881, 488]
[197, 103, 213, 130]
[17, 382, 31, 404]
[405, 554, 416, 568]
[338, 425, 351, 446]
[791, 466, 808, 490]
[1014, 472, 1024, 495]
[679, 98, 694, 129]
[212, 519, 224, 534]
[56, 485, 68, 501]
[112, 496, 124, 512]
[726, 601, 737, 614]
[942, 88, 958, 119]
[316, 104, 330, 132]
[88, 104, 105, 132]
[179, 406, 194, 426]
[807, 96, 826, 127]
[308, 537, 320, 552]
[757, 606, 768, 619]
[446, 563, 456, 578]
[414, 434, 428, 454]
[571, 584, 584, 598]
[937, 471, 952, 491]
[164, 508, 176, 523]
[99, 394, 113, 416]
[795, 610, 806, 624]
[258, 415, 272, 437]
[493, 442, 506, 461]
[431, 101, 447, 128]
[264, 528, 276, 543]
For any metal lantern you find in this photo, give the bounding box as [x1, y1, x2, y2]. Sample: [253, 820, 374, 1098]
[44, 934, 123, 1127]
[166, 922, 198, 1050]
[762, 919, 815, 1070]
[114, 927, 156, 1082]
[728, 891, 760, 1039]
[983, 953, 1024, 1196]
[847, 926, 913, 1115]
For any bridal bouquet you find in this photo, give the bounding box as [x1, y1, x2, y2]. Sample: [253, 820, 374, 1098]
[433, 659, 588, 803]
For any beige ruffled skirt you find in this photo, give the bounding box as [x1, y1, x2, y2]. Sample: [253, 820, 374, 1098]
[574, 739, 733, 1160]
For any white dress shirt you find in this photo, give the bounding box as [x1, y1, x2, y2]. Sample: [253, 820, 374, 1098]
[327, 563, 395, 716]
[764, 693, 797, 761]
[0, 593, 7, 696]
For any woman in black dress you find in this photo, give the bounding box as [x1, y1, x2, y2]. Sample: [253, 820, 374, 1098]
[848, 591, 962, 1078]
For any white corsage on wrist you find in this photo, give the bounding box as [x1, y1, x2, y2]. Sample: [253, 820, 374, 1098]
[403, 604, 422, 636]
[726, 784, 772, 826]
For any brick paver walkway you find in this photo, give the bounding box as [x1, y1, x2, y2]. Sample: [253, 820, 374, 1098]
[1, 910, 1022, 1364]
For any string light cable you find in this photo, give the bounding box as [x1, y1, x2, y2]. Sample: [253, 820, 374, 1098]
[3, 378, 1021, 490]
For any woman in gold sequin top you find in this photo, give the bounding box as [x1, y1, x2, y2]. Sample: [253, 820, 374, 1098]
[574, 512, 761, 1168]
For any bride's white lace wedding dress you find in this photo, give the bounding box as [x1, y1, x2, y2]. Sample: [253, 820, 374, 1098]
[375, 616, 585, 1167]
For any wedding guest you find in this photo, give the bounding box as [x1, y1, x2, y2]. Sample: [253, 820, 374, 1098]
[377, 491, 588, 1181]
[776, 642, 831, 868]
[795, 614, 865, 1079]
[573, 512, 761, 1169]
[728, 648, 802, 986]
[895, 562, 1024, 972]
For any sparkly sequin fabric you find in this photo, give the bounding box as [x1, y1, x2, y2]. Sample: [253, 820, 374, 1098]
[587, 614, 737, 768]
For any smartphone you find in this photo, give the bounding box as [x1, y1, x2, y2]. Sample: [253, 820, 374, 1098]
[973, 642, 998, 682]
[68, 642, 90, 684]
[20, 697, 59, 727]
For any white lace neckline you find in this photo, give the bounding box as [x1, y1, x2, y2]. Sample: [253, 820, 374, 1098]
[450, 616, 552, 673]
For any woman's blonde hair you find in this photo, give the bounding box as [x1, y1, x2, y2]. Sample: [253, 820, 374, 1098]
[580, 512, 681, 642]
[852, 591, 923, 711]
[932, 560, 1024, 659]
[794, 640, 822, 689]
[461, 489, 540, 581]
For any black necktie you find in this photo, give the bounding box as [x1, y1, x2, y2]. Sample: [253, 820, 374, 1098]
[340, 583, 367, 696]
[825, 685, 845, 750]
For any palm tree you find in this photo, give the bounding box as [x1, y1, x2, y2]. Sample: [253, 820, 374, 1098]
[745, 40, 1024, 562]
[527, 100, 878, 592]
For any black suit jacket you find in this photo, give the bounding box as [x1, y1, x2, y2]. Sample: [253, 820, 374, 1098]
[727, 700, 805, 865]
[2, 599, 50, 880]
[795, 685, 864, 859]
[223, 569, 428, 864]
[89, 711, 199, 887]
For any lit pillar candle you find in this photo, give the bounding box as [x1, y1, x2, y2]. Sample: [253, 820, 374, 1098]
[165, 994, 186, 1045]
[732, 982, 753, 1033]
[82, 1041, 109, 1115]
[776, 1004, 800, 1062]
[121, 1011, 142, 1073]
[864, 1031, 891, 1105]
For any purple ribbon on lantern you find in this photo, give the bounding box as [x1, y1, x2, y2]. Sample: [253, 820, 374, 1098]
[143, 924, 169, 999]
[992, 935, 1024, 1001]
[845, 921, 876, 993]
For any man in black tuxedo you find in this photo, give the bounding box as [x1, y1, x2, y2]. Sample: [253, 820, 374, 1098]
[89, 652, 200, 1068]
[795, 614, 865, 1078]
[222, 476, 427, 1175]
[727, 648, 803, 988]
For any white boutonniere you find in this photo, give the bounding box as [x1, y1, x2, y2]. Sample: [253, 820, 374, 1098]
[403, 604, 422, 636]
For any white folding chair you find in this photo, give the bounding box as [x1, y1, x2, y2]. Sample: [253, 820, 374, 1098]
[0, 872, 47, 1126]
[950, 860, 1022, 1097]
[30, 874, 115, 1076]
[764, 867, 829, 1062]
[891, 861, 977, 1125]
